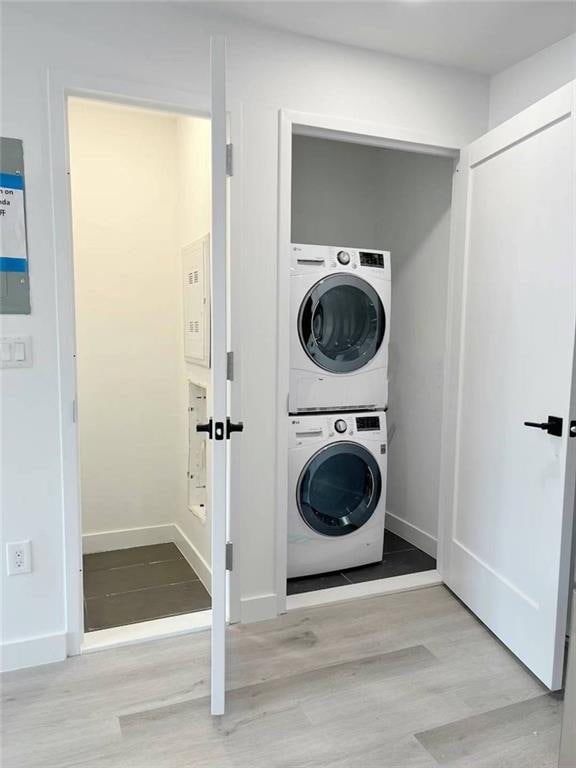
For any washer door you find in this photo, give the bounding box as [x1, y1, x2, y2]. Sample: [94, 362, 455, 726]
[298, 274, 386, 373]
[298, 442, 382, 537]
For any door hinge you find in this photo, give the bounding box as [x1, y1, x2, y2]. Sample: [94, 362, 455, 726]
[227, 351, 234, 381]
[226, 143, 233, 177]
[226, 542, 233, 571]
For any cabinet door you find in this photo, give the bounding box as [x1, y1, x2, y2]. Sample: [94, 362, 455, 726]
[440, 82, 576, 689]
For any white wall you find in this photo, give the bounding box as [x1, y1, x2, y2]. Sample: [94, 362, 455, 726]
[377, 148, 454, 556]
[489, 33, 576, 127]
[175, 116, 212, 578]
[0, 1, 489, 668]
[291, 136, 454, 555]
[291, 137, 383, 248]
[68, 99, 183, 537]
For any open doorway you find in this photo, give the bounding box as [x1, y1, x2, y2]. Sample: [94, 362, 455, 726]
[282, 128, 456, 604]
[67, 97, 213, 637]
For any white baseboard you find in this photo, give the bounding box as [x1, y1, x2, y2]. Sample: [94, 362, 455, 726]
[1, 631, 67, 673]
[82, 523, 212, 594]
[82, 524, 176, 554]
[240, 593, 278, 624]
[173, 524, 212, 594]
[286, 570, 442, 612]
[385, 511, 438, 558]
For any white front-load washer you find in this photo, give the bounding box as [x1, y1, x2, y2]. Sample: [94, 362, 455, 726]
[290, 243, 391, 413]
[288, 411, 387, 578]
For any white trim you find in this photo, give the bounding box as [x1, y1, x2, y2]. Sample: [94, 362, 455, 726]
[289, 111, 462, 157]
[1, 632, 67, 673]
[173, 524, 212, 594]
[47, 67, 243, 662]
[293, 124, 458, 158]
[384, 512, 438, 559]
[240, 593, 279, 624]
[275, 108, 461, 615]
[82, 524, 176, 554]
[286, 570, 442, 612]
[81, 610, 211, 654]
[274, 109, 292, 615]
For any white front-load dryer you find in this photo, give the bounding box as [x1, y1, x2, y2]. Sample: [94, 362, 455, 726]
[288, 411, 387, 578]
[290, 243, 391, 413]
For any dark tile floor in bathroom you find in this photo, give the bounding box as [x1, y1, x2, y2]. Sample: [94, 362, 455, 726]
[83, 543, 211, 632]
[287, 530, 437, 595]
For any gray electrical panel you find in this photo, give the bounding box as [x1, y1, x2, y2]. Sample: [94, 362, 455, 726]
[0, 137, 31, 314]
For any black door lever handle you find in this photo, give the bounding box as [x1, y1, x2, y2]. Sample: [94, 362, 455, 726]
[197, 418, 244, 441]
[226, 418, 244, 439]
[524, 415, 563, 437]
[196, 420, 213, 439]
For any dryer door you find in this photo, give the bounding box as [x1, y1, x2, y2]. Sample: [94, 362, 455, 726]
[298, 442, 382, 536]
[298, 274, 385, 373]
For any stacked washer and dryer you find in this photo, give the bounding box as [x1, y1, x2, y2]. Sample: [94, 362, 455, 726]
[288, 243, 391, 578]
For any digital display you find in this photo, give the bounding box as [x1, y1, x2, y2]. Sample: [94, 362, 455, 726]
[359, 251, 385, 268]
[356, 416, 380, 431]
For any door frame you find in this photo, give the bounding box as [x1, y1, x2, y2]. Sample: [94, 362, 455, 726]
[275, 108, 460, 613]
[47, 68, 244, 657]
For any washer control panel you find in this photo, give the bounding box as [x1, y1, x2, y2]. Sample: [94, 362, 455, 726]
[291, 244, 391, 279]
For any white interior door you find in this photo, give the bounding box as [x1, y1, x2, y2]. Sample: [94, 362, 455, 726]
[210, 35, 229, 716]
[441, 82, 576, 690]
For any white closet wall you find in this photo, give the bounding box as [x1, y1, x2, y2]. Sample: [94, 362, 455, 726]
[69, 99, 182, 537]
[376, 148, 454, 556]
[69, 102, 211, 581]
[291, 136, 454, 555]
[175, 116, 212, 584]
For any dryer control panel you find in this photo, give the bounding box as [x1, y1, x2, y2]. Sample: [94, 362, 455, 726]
[291, 243, 391, 280]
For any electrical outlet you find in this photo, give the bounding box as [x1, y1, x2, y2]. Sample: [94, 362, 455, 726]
[6, 541, 32, 575]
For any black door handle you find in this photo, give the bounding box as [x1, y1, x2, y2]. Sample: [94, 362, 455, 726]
[524, 415, 563, 437]
[226, 418, 244, 439]
[196, 419, 213, 439]
[197, 418, 244, 441]
[570, 420, 576, 438]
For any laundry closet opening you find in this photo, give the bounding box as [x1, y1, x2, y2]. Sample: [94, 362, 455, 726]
[286, 131, 456, 600]
[67, 97, 214, 639]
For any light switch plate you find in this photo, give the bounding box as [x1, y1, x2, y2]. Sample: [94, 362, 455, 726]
[0, 336, 32, 368]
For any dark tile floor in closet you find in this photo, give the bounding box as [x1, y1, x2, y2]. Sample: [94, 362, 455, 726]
[287, 530, 436, 595]
[83, 543, 211, 632]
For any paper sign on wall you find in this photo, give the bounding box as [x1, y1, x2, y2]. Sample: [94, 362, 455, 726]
[0, 172, 27, 272]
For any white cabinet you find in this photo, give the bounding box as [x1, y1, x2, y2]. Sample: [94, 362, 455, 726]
[182, 234, 210, 367]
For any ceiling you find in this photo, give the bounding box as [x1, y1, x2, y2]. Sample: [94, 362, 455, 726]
[202, 1, 576, 74]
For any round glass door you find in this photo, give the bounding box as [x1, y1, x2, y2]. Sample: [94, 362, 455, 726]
[298, 274, 385, 373]
[297, 443, 382, 537]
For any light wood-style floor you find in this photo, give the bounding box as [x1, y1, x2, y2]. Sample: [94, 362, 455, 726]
[2, 586, 562, 767]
